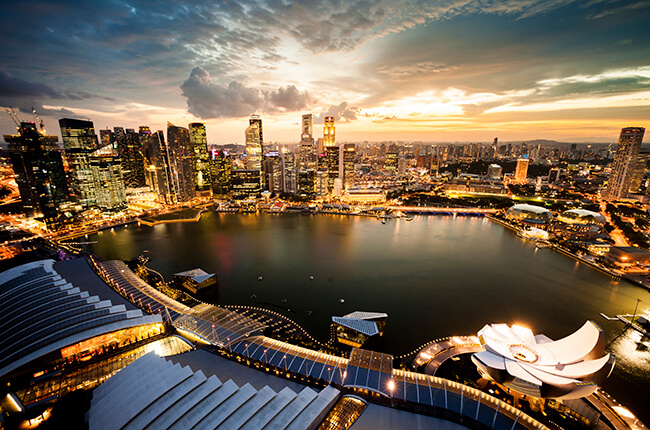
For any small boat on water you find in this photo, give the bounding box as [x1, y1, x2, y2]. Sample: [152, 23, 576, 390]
[339, 298, 345, 303]
[405, 217, 413, 221]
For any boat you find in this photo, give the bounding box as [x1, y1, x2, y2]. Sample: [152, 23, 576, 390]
[339, 298, 345, 303]
[405, 217, 413, 221]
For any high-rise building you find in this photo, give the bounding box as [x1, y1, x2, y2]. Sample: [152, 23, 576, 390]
[342, 143, 356, 190]
[231, 169, 262, 199]
[5, 122, 69, 229]
[300, 114, 316, 170]
[630, 150, 650, 194]
[189, 123, 212, 196]
[325, 147, 339, 191]
[263, 151, 283, 193]
[210, 149, 232, 197]
[298, 169, 315, 197]
[59, 118, 99, 209]
[487, 164, 503, 181]
[142, 130, 174, 204]
[167, 122, 196, 203]
[282, 152, 297, 193]
[245, 122, 262, 171]
[249, 114, 263, 150]
[90, 144, 126, 211]
[603, 127, 646, 200]
[385, 144, 399, 172]
[114, 127, 146, 189]
[514, 157, 530, 183]
[323, 116, 335, 148]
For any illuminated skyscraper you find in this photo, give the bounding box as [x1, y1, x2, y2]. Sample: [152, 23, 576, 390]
[59, 118, 99, 208]
[514, 157, 529, 183]
[143, 130, 174, 204]
[385, 144, 398, 172]
[90, 144, 126, 211]
[323, 116, 335, 148]
[249, 114, 263, 150]
[342, 143, 356, 190]
[300, 114, 316, 170]
[210, 149, 232, 197]
[114, 127, 146, 189]
[603, 127, 646, 200]
[5, 122, 69, 229]
[189, 122, 212, 195]
[167, 122, 196, 203]
[245, 122, 262, 171]
[232, 169, 262, 199]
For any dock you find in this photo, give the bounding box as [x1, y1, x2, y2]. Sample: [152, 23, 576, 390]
[600, 313, 650, 339]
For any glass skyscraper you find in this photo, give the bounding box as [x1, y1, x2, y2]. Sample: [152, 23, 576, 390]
[59, 118, 99, 209]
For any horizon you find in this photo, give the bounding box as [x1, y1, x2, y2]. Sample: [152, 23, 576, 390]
[1, 1, 649, 143]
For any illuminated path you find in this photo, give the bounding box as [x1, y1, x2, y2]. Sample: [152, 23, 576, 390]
[411, 336, 483, 375]
[386, 206, 498, 214]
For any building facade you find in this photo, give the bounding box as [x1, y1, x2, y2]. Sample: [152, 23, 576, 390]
[323, 116, 335, 148]
[189, 122, 212, 195]
[603, 127, 645, 200]
[167, 122, 196, 203]
[59, 118, 100, 209]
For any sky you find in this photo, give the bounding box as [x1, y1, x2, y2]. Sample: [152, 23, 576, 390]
[1, 0, 649, 144]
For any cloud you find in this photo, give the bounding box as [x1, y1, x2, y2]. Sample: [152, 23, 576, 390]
[180, 67, 313, 118]
[315, 102, 361, 123]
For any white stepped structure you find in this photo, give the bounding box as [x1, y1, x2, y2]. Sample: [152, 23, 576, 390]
[87, 353, 340, 429]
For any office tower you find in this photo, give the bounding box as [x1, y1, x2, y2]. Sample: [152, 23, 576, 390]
[298, 169, 315, 196]
[5, 122, 69, 229]
[342, 143, 356, 189]
[263, 151, 282, 193]
[487, 164, 503, 180]
[398, 153, 407, 176]
[210, 149, 232, 197]
[385, 144, 398, 172]
[315, 169, 328, 196]
[514, 157, 529, 183]
[143, 130, 174, 204]
[59, 118, 99, 209]
[167, 122, 196, 203]
[300, 114, 316, 170]
[245, 122, 262, 171]
[231, 169, 262, 199]
[323, 116, 335, 148]
[603, 127, 645, 200]
[249, 114, 263, 150]
[189, 122, 212, 196]
[90, 144, 126, 210]
[114, 127, 146, 189]
[100, 129, 113, 147]
[325, 147, 339, 191]
[630, 150, 650, 194]
[282, 152, 297, 193]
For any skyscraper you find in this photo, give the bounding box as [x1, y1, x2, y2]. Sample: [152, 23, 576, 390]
[189, 122, 212, 196]
[59, 118, 99, 209]
[603, 127, 646, 200]
[323, 116, 335, 148]
[113, 127, 146, 189]
[514, 157, 529, 183]
[210, 149, 232, 197]
[5, 122, 69, 229]
[300, 114, 316, 170]
[167, 122, 196, 203]
[342, 143, 356, 190]
[90, 144, 126, 211]
[245, 122, 262, 171]
[142, 130, 174, 204]
[249, 114, 263, 151]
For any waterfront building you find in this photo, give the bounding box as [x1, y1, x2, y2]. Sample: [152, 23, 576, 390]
[59, 118, 100, 208]
[263, 151, 283, 193]
[114, 127, 146, 189]
[605, 246, 650, 265]
[298, 169, 315, 196]
[472, 321, 615, 400]
[231, 169, 262, 199]
[4, 121, 69, 229]
[332, 311, 388, 348]
[514, 157, 529, 183]
[325, 146, 340, 191]
[603, 127, 646, 200]
[189, 122, 212, 196]
[142, 130, 175, 204]
[167, 122, 196, 203]
[173, 268, 217, 294]
[89, 144, 127, 211]
[557, 209, 606, 225]
[245, 121, 262, 171]
[505, 204, 553, 224]
[315, 169, 329, 196]
[342, 143, 356, 190]
[282, 152, 298, 193]
[323, 116, 335, 148]
[210, 149, 232, 197]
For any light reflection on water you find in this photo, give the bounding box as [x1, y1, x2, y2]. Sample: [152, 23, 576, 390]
[83, 212, 650, 423]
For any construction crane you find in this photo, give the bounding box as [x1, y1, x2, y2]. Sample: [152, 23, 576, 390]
[32, 107, 45, 132]
[5, 106, 22, 128]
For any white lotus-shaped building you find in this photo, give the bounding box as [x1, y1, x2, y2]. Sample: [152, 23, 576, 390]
[471, 321, 615, 399]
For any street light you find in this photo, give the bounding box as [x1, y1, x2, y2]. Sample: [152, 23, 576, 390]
[632, 298, 642, 325]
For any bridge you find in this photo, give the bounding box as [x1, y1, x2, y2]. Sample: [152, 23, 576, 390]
[386, 206, 499, 214]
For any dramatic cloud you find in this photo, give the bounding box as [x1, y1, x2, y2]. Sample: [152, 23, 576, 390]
[180, 67, 312, 118]
[315, 102, 361, 123]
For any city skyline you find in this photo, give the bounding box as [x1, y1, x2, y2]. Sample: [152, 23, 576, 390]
[1, 1, 649, 143]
